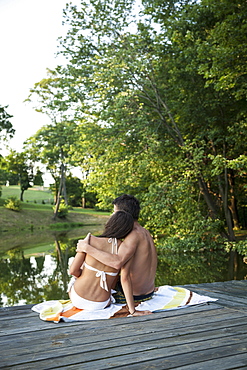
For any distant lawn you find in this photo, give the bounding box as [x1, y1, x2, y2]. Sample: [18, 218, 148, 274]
[0, 185, 110, 236]
[0, 185, 110, 215]
[20, 202, 110, 216]
[1, 185, 53, 204]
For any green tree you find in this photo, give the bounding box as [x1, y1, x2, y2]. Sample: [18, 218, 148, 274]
[65, 175, 83, 207]
[33, 168, 44, 186]
[0, 167, 19, 186]
[5, 150, 33, 201]
[26, 0, 246, 248]
[0, 105, 15, 149]
[57, 0, 247, 244]
[0, 105, 15, 198]
[26, 67, 83, 218]
[140, 0, 247, 240]
[25, 120, 79, 218]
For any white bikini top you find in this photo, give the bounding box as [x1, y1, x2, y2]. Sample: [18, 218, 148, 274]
[108, 237, 118, 254]
[84, 237, 118, 292]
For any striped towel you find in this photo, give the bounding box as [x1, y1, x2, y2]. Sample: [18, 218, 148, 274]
[31, 285, 217, 323]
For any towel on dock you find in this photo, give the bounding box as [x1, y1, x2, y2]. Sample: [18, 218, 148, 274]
[31, 285, 217, 323]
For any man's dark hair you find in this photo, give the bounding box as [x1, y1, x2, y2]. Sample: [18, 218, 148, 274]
[112, 194, 140, 220]
[100, 210, 134, 239]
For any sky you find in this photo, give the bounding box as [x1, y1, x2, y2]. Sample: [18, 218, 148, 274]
[0, 0, 79, 155]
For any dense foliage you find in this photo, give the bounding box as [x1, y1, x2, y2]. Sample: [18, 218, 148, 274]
[0, 105, 14, 148]
[4, 150, 33, 201]
[23, 0, 247, 251]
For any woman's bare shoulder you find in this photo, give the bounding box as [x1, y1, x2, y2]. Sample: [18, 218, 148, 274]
[89, 235, 112, 252]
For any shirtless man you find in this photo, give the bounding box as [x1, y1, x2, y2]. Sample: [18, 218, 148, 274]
[76, 194, 157, 316]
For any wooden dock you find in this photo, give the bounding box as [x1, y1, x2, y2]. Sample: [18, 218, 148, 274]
[0, 280, 247, 369]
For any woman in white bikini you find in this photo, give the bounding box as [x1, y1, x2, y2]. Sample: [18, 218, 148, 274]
[68, 210, 135, 312]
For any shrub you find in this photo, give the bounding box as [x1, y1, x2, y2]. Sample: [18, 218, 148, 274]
[53, 200, 69, 218]
[4, 196, 22, 211]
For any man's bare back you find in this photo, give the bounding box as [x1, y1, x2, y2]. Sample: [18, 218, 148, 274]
[120, 222, 157, 295]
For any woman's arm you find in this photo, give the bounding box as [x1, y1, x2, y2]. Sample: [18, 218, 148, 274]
[69, 250, 86, 277]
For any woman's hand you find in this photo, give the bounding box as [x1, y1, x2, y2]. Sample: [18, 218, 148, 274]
[76, 233, 91, 253]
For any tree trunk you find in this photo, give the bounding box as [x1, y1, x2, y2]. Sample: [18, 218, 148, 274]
[197, 176, 219, 218]
[197, 175, 230, 240]
[61, 165, 68, 205]
[228, 169, 240, 229]
[54, 236, 69, 295]
[53, 175, 63, 220]
[228, 250, 238, 280]
[53, 163, 67, 219]
[20, 189, 24, 202]
[54, 180, 59, 204]
[217, 166, 236, 241]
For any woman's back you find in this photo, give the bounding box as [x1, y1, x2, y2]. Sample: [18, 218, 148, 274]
[74, 235, 120, 302]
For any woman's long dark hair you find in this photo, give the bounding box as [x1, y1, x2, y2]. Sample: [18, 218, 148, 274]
[99, 210, 134, 239]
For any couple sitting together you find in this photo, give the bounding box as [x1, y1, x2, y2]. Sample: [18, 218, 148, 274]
[68, 194, 157, 317]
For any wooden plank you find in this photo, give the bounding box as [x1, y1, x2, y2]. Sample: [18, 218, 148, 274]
[0, 281, 246, 369]
[1, 309, 247, 368]
[0, 304, 33, 314]
[2, 321, 247, 367]
[66, 353, 247, 370]
[0, 303, 223, 336]
[183, 281, 247, 296]
[3, 333, 247, 369]
[182, 280, 247, 297]
[0, 306, 245, 341]
[174, 353, 247, 370]
[2, 314, 247, 360]
[0, 306, 38, 324]
[180, 282, 247, 310]
[108, 341, 247, 370]
[71, 339, 247, 370]
[183, 279, 247, 290]
[0, 305, 243, 341]
[185, 286, 247, 302]
[0, 306, 244, 344]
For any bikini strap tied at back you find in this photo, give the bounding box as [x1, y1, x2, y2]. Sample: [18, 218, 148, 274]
[84, 262, 118, 292]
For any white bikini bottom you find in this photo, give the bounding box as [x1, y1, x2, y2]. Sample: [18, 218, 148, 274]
[70, 285, 111, 310]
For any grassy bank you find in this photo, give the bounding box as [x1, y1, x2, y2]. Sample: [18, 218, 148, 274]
[0, 203, 109, 233]
[0, 187, 110, 254]
[0, 185, 110, 233]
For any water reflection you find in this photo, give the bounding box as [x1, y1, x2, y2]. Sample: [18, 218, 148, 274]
[0, 238, 76, 307]
[1, 235, 247, 307]
[156, 249, 247, 286]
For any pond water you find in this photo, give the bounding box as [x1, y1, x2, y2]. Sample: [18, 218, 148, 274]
[1, 227, 247, 307]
